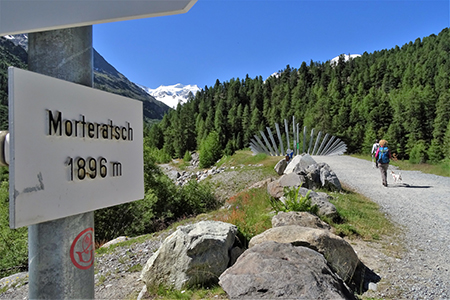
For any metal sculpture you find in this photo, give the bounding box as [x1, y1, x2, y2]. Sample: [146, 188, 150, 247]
[250, 116, 347, 156]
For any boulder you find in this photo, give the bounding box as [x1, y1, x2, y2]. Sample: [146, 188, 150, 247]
[247, 178, 273, 190]
[320, 163, 342, 191]
[269, 161, 341, 193]
[300, 163, 322, 189]
[274, 159, 288, 175]
[267, 172, 304, 199]
[248, 225, 359, 284]
[278, 172, 304, 188]
[298, 188, 339, 220]
[166, 170, 180, 181]
[272, 211, 331, 230]
[219, 241, 355, 299]
[141, 221, 237, 290]
[267, 184, 338, 220]
[283, 154, 317, 174]
[266, 180, 284, 199]
[100, 236, 129, 248]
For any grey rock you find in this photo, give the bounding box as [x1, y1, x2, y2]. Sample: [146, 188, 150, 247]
[266, 180, 284, 199]
[320, 163, 342, 191]
[272, 211, 331, 230]
[278, 172, 304, 188]
[268, 161, 341, 196]
[274, 159, 287, 175]
[141, 221, 237, 290]
[248, 225, 360, 284]
[101, 236, 129, 248]
[284, 154, 317, 175]
[219, 241, 355, 299]
[298, 188, 338, 220]
[167, 170, 180, 181]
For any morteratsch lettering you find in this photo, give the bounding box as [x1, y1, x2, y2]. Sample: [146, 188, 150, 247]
[47, 110, 133, 141]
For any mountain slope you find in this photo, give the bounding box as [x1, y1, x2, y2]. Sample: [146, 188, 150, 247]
[0, 35, 171, 129]
[93, 50, 170, 121]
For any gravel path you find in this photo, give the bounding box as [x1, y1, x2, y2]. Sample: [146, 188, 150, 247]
[313, 155, 450, 299]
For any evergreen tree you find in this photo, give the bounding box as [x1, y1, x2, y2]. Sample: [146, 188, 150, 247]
[199, 131, 222, 168]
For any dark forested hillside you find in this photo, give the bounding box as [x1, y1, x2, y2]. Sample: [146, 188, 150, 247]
[0, 36, 170, 129]
[156, 27, 450, 163]
[0, 37, 27, 129]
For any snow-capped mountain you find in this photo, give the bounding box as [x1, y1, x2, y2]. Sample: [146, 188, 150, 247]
[3, 34, 28, 51]
[140, 83, 200, 108]
[330, 54, 361, 65]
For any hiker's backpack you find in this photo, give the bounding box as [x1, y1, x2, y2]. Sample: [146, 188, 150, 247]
[377, 147, 389, 164]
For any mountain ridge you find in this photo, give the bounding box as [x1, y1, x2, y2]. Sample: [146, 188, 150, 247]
[0, 34, 171, 126]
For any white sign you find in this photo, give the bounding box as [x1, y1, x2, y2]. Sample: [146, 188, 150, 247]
[8, 67, 144, 228]
[0, 0, 197, 36]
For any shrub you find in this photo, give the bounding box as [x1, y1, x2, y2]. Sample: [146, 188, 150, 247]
[183, 150, 192, 162]
[0, 181, 28, 278]
[144, 145, 172, 164]
[95, 152, 220, 241]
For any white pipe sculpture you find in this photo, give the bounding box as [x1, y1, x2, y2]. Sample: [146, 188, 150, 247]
[250, 116, 347, 156]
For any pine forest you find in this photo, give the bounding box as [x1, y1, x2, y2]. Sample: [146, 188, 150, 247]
[150, 27, 450, 164]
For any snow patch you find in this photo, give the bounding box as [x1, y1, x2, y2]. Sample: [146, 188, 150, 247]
[330, 54, 361, 65]
[139, 83, 201, 108]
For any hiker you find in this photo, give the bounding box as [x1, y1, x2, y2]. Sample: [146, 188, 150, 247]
[371, 139, 380, 168]
[375, 139, 391, 187]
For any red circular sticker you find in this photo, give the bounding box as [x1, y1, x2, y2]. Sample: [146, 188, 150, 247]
[70, 227, 94, 270]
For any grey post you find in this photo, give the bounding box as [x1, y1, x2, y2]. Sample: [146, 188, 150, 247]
[260, 130, 275, 156]
[312, 131, 322, 155]
[284, 119, 290, 153]
[253, 134, 270, 155]
[28, 26, 95, 299]
[317, 133, 329, 155]
[308, 128, 315, 154]
[303, 126, 307, 153]
[292, 116, 295, 150]
[266, 127, 279, 156]
[275, 123, 284, 157]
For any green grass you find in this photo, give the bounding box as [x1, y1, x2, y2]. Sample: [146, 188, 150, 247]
[210, 187, 273, 245]
[351, 153, 450, 177]
[127, 264, 142, 273]
[325, 187, 397, 240]
[217, 150, 280, 169]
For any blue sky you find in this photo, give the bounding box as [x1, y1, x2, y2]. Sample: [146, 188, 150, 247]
[93, 0, 449, 90]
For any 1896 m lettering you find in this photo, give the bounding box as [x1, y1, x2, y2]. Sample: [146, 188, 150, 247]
[65, 156, 122, 181]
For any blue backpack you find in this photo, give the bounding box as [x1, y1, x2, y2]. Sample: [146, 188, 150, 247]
[377, 147, 390, 164]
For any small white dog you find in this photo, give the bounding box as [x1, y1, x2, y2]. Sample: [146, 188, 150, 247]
[390, 171, 403, 183]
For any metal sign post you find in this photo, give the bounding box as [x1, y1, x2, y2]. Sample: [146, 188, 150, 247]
[27, 26, 95, 299]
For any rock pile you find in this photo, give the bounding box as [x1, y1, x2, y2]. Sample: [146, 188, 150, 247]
[163, 154, 264, 187]
[274, 154, 342, 191]
[140, 211, 375, 299]
[268, 154, 341, 220]
[168, 166, 228, 186]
